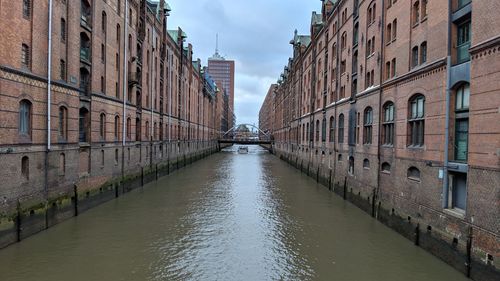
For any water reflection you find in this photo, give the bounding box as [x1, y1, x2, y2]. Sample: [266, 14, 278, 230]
[0, 145, 468, 281]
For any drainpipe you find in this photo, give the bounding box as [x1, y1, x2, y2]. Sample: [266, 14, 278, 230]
[44, 0, 53, 224]
[374, 0, 387, 217]
[332, 9, 340, 188]
[442, 0, 453, 208]
[151, 28, 155, 165]
[122, 0, 128, 182]
[47, 0, 53, 152]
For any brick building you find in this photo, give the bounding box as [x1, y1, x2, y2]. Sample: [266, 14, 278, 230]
[0, 0, 226, 247]
[259, 0, 499, 280]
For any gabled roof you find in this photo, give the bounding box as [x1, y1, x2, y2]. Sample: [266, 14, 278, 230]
[192, 61, 200, 72]
[290, 30, 311, 47]
[311, 11, 323, 27]
[167, 30, 187, 42]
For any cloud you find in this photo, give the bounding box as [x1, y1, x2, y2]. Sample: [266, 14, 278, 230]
[167, 0, 320, 125]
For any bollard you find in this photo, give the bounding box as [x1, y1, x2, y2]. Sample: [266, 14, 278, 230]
[466, 226, 473, 277]
[74, 185, 79, 216]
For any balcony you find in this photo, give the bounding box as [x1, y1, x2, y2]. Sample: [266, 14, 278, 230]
[456, 42, 471, 64]
[128, 72, 140, 86]
[80, 48, 91, 63]
[80, 14, 92, 31]
[458, 0, 471, 10]
[79, 82, 90, 97]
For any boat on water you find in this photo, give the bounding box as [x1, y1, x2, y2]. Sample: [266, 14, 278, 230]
[237, 146, 249, 154]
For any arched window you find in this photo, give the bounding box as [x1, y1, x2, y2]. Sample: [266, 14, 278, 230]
[145, 121, 150, 139]
[99, 113, 106, 140]
[392, 19, 397, 40]
[407, 167, 421, 181]
[19, 100, 32, 138]
[385, 61, 391, 79]
[353, 23, 359, 46]
[306, 123, 309, 142]
[367, 6, 373, 25]
[21, 156, 29, 180]
[363, 159, 370, 169]
[386, 23, 392, 42]
[408, 95, 425, 146]
[341, 32, 347, 50]
[412, 46, 419, 68]
[421, 0, 428, 18]
[315, 120, 320, 142]
[363, 107, 373, 144]
[80, 67, 90, 96]
[114, 115, 120, 141]
[116, 24, 121, 44]
[136, 118, 141, 141]
[382, 162, 391, 173]
[310, 121, 314, 142]
[102, 11, 107, 33]
[349, 157, 355, 175]
[371, 4, 376, 22]
[79, 107, 89, 143]
[383, 102, 395, 145]
[321, 118, 327, 142]
[338, 114, 345, 143]
[413, 1, 420, 25]
[366, 39, 372, 57]
[391, 58, 397, 77]
[126, 118, 132, 140]
[61, 18, 66, 42]
[454, 83, 470, 161]
[58, 106, 68, 141]
[329, 116, 335, 142]
[420, 41, 427, 64]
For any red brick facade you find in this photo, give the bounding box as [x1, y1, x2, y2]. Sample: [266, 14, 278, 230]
[0, 0, 226, 244]
[259, 1, 499, 280]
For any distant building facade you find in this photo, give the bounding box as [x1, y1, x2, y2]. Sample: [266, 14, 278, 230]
[259, 1, 499, 280]
[207, 49, 235, 132]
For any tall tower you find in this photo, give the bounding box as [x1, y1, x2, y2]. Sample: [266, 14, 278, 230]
[207, 34, 235, 130]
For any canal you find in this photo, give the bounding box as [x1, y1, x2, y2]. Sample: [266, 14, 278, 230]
[0, 145, 469, 281]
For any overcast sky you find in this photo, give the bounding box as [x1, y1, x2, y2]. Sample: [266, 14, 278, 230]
[167, 0, 320, 126]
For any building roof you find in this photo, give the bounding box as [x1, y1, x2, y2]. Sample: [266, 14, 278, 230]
[311, 11, 323, 26]
[167, 30, 187, 42]
[290, 29, 311, 47]
[192, 61, 201, 72]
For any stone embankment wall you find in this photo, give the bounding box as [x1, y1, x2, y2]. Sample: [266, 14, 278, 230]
[0, 141, 230, 250]
[271, 144, 499, 281]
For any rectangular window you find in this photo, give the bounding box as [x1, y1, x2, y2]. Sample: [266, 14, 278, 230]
[456, 21, 471, 64]
[23, 0, 31, 18]
[61, 19, 66, 43]
[21, 44, 30, 68]
[455, 119, 469, 161]
[60, 60, 66, 80]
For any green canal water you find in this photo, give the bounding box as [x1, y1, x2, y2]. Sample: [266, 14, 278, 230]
[0, 145, 469, 281]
